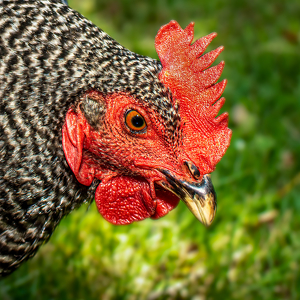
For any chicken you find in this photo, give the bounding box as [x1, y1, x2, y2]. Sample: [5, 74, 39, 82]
[0, 0, 231, 276]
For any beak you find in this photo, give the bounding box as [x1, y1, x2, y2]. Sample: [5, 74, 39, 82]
[157, 171, 217, 226]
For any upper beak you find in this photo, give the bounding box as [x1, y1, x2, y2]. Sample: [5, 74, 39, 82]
[157, 171, 217, 226]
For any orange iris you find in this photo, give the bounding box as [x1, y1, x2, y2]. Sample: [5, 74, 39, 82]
[125, 110, 146, 132]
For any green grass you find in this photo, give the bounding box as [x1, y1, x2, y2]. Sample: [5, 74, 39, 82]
[1, 0, 300, 299]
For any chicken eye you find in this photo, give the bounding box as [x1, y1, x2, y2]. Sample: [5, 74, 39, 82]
[125, 110, 146, 132]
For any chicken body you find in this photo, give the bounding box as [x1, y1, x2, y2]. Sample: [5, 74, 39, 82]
[0, 0, 231, 276]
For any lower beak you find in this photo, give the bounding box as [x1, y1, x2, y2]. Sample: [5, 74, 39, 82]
[158, 171, 217, 226]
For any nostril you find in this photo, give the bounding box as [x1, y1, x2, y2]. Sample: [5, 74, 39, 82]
[184, 161, 200, 180]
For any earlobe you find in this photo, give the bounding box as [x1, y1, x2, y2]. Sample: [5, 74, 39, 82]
[65, 109, 78, 149]
[62, 108, 95, 186]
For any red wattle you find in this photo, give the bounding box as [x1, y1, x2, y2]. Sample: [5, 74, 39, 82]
[95, 176, 155, 225]
[151, 187, 180, 219]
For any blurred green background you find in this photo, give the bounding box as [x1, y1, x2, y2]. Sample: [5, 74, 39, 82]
[1, 0, 300, 299]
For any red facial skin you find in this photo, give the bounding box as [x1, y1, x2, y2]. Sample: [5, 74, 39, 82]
[62, 21, 231, 225]
[62, 92, 191, 224]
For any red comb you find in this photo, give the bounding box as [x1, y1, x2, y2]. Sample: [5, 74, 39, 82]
[155, 21, 232, 174]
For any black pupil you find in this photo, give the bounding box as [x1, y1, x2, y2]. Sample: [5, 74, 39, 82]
[131, 115, 144, 128]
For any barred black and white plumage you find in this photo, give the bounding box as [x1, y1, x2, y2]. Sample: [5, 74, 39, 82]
[0, 0, 181, 276]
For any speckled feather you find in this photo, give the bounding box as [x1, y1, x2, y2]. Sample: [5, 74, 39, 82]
[0, 0, 180, 276]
